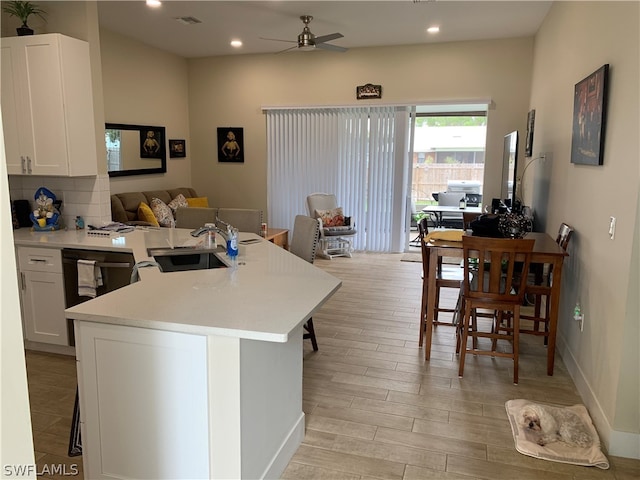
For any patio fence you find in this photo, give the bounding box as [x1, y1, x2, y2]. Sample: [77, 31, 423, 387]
[412, 164, 484, 204]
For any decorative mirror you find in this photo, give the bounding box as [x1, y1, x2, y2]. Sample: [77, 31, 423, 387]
[106, 123, 166, 177]
[501, 130, 518, 204]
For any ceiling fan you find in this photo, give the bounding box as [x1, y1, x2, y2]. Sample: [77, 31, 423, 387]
[261, 15, 348, 53]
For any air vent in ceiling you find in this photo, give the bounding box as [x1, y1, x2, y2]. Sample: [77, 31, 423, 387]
[174, 16, 202, 25]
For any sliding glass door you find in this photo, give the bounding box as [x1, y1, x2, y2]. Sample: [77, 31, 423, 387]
[406, 107, 488, 250]
[265, 103, 487, 254]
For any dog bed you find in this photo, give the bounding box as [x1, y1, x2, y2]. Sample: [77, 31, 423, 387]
[505, 399, 609, 469]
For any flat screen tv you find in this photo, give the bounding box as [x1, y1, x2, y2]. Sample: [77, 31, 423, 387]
[501, 131, 518, 206]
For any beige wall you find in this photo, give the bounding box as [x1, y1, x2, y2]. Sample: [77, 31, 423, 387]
[100, 28, 191, 195]
[529, 1, 639, 456]
[187, 37, 534, 215]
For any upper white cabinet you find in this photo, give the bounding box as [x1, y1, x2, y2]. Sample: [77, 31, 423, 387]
[1, 33, 97, 176]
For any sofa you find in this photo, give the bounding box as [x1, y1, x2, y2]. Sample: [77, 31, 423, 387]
[110, 187, 263, 234]
[111, 187, 198, 225]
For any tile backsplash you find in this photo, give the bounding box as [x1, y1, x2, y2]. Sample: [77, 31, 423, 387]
[8, 174, 112, 229]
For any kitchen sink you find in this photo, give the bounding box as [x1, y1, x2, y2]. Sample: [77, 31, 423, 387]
[148, 246, 228, 272]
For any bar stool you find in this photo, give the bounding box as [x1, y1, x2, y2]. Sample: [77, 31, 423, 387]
[457, 236, 534, 384]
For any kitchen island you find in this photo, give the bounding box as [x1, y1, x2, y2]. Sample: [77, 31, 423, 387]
[15, 227, 341, 479]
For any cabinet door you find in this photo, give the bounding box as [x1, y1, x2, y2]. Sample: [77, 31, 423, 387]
[75, 323, 209, 479]
[1, 43, 26, 174]
[21, 37, 69, 175]
[21, 270, 68, 345]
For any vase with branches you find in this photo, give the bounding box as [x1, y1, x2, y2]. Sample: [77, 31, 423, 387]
[2, 1, 46, 36]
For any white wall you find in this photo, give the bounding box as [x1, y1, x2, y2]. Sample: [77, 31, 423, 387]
[529, 1, 639, 457]
[0, 117, 35, 478]
[100, 29, 192, 195]
[187, 37, 534, 218]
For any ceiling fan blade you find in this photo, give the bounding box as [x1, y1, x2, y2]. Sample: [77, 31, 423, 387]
[275, 45, 298, 54]
[314, 32, 343, 44]
[316, 42, 348, 53]
[259, 37, 296, 44]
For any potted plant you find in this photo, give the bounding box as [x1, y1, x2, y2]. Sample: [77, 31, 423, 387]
[2, 1, 46, 36]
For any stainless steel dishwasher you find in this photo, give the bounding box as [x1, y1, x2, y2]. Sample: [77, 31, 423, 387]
[61, 248, 134, 344]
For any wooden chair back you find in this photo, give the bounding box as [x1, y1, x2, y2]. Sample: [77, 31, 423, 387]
[417, 217, 430, 276]
[462, 236, 535, 306]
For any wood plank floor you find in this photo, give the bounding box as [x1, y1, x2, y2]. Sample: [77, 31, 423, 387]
[25, 253, 639, 479]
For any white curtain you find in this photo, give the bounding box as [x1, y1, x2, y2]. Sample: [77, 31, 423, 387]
[266, 106, 406, 252]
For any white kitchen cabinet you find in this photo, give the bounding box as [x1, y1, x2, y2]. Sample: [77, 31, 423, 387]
[1, 33, 97, 176]
[74, 321, 304, 479]
[17, 246, 68, 345]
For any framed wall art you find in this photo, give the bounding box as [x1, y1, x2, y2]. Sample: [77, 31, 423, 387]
[217, 127, 244, 163]
[525, 109, 535, 158]
[169, 139, 186, 158]
[139, 127, 165, 159]
[356, 83, 382, 100]
[570, 64, 609, 165]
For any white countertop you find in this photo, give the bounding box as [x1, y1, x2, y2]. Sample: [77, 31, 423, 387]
[13, 227, 342, 342]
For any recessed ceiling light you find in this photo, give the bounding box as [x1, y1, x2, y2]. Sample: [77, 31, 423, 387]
[427, 26, 440, 34]
[230, 40, 243, 48]
[146, 0, 161, 7]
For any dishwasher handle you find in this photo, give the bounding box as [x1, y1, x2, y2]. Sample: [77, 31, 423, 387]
[62, 258, 132, 269]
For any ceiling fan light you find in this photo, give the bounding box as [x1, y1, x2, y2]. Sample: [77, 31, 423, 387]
[298, 31, 315, 48]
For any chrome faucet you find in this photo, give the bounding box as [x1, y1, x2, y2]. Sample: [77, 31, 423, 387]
[190, 218, 232, 242]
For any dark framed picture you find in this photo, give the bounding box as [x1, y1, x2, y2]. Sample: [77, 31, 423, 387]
[525, 109, 535, 158]
[139, 128, 164, 159]
[169, 139, 186, 158]
[217, 127, 244, 163]
[571, 64, 609, 165]
[356, 83, 382, 100]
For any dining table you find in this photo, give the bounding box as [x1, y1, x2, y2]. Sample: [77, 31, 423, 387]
[423, 231, 568, 375]
[421, 205, 483, 229]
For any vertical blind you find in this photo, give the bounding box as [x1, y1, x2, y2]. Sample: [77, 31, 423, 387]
[266, 106, 403, 252]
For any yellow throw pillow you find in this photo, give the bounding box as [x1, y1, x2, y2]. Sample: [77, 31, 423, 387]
[186, 197, 209, 208]
[138, 202, 159, 226]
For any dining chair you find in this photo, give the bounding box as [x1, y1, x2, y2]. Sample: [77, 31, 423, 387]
[417, 218, 463, 349]
[457, 236, 534, 384]
[520, 222, 574, 344]
[436, 191, 466, 228]
[217, 208, 263, 235]
[290, 215, 321, 351]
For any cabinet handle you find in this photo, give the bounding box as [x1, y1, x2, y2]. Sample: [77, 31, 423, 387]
[21, 272, 26, 290]
[20, 156, 26, 174]
[26, 156, 32, 174]
[30, 258, 48, 263]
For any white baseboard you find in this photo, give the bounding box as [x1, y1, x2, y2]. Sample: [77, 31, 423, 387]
[557, 334, 640, 459]
[25, 340, 76, 356]
[261, 412, 305, 479]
